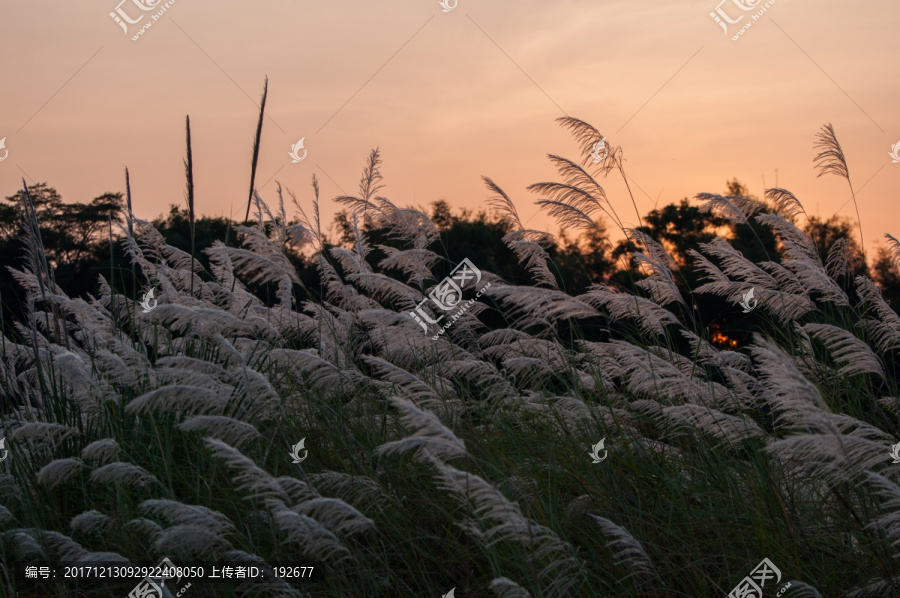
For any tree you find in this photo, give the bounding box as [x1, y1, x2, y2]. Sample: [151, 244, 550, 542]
[717, 179, 780, 265]
[152, 204, 233, 270]
[804, 215, 867, 277]
[431, 200, 455, 231]
[3, 183, 123, 269]
[640, 198, 728, 265]
[872, 245, 900, 307]
[1, 183, 128, 334]
[555, 220, 616, 294]
[607, 197, 731, 298]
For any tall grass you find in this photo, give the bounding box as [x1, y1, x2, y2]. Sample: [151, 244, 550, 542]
[185, 115, 196, 299]
[245, 77, 268, 225]
[0, 119, 898, 598]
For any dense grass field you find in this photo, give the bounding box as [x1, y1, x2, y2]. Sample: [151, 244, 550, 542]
[1, 119, 898, 597]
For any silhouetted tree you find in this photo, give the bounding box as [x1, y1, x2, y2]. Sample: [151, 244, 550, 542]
[431, 200, 455, 231]
[872, 245, 900, 308]
[555, 221, 616, 295]
[1, 183, 128, 333]
[804, 215, 867, 277]
[3, 183, 123, 269]
[3, 178, 898, 342]
[152, 205, 233, 272]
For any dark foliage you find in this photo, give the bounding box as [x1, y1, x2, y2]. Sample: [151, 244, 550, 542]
[2, 181, 899, 343]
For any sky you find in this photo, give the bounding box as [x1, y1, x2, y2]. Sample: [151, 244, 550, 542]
[1, 0, 898, 253]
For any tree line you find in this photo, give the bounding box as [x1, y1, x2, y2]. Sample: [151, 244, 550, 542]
[2, 180, 898, 348]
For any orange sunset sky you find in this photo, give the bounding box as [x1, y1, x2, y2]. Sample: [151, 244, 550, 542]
[1, 0, 898, 252]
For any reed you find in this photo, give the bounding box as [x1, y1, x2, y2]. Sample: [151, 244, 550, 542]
[184, 115, 196, 297]
[245, 77, 269, 224]
[0, 117, 896, 598]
